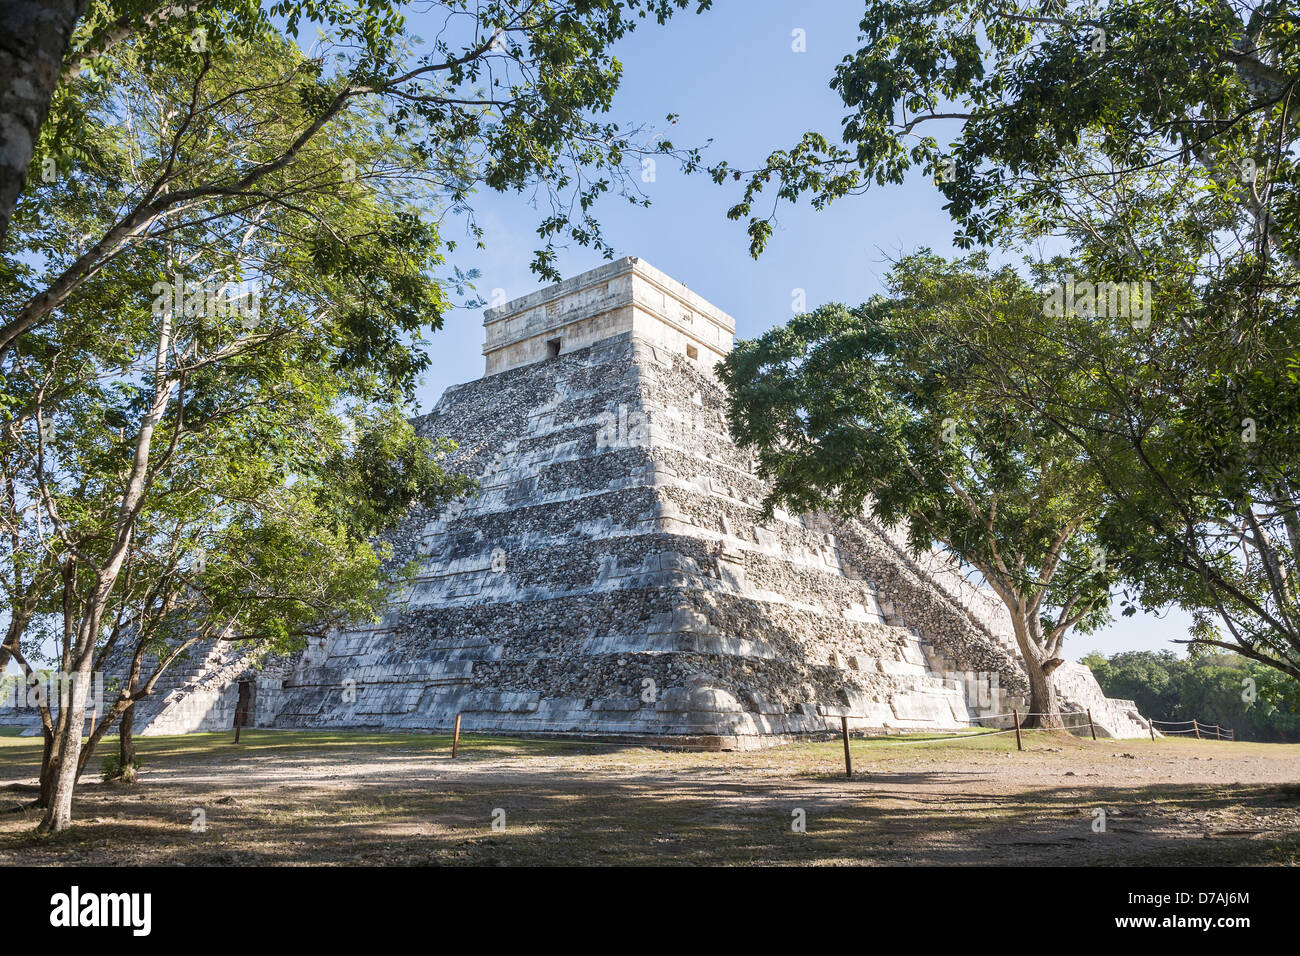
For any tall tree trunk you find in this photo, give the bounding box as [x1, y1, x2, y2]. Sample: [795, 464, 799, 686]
[1023, 656, 1063, 729]
[36, 303, 170, 832]
[39, 572, 105, 832]
[37, 651, 92, 833]
[1008, 610, 1064, 729]
[0, 0, 89, 246]
[39, 678, 69, 808]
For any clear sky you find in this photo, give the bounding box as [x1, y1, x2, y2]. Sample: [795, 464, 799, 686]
[406, 0, 1194, 660]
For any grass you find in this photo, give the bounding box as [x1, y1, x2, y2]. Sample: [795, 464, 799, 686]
[0, 724, 1279, 783]
[0, 727, 588, 773]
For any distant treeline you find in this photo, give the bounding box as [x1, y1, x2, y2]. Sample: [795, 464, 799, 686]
[1082, 651, 1300, 744]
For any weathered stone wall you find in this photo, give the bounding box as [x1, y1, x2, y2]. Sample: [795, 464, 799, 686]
[119, 641, 295, 736]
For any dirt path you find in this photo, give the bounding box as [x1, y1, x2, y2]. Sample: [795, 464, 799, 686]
[1, 730, 1297, 865]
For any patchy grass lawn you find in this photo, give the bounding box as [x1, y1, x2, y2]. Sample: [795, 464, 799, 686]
[1, 728, 1297, 865]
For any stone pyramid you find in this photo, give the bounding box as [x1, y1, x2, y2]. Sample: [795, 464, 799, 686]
[59, 258, 1145, 746]
[267, 258, 1145, 745]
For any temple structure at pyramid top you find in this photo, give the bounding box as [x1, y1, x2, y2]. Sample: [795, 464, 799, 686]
[482, 257, 735, 375]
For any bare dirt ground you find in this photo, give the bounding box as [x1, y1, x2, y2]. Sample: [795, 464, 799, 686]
[1, 727, 1297, 865]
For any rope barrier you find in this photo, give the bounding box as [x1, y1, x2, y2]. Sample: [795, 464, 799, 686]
[863, 725, 1024, 744]
[952, 712, 1017, 723]
[1148, 717, 1235, 740]
[1154, 726, 1234, 739]
[440, 709, 1235, 758]
[861, 721, 1099, 744]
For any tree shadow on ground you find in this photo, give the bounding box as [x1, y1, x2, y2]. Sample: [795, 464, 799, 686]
[2, 758, 1296, 865]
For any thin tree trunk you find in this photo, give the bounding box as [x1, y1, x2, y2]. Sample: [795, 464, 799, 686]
[0, 603, 31, 674]
[75, 697, 120, 782]
[11, 643, 56, 807]
[0, 0, 90, 245]
[37, 309, 170, 833]
[77, 650, 143, 782]
[38, 723, 55, 808]
[0, 560, 45, 675]
[118, 703, 138, 782]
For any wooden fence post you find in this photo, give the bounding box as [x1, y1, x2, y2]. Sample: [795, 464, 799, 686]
[1013, 709, 1023, 751]
[841, 715, 852, 779]
[1087, 709, 1096, 741]
[1148, 718, 1156, 742]
[1193, 718, 1201, 740]
[451, 713, 462, 758]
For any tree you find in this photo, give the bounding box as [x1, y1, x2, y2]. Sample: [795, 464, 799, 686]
[973, 241, 1300, 686]
[0, 0, 89, 246]
[0, 0, 365, 246]
[719, 0, 1300, 692]
[921, 142, 1300, 686]
[78, 408, 475, 786]
[1082, 648, 1300, 741]
[2, 30, 469, 832]
[719, 252, 1115, 726]
[3, 0, 714, 832]
[721, 0, 1298, 259]
[3, 0, 712, 357]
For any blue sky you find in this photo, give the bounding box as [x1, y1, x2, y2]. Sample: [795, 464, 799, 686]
[408, 0, 1193, 659]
